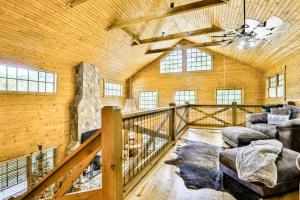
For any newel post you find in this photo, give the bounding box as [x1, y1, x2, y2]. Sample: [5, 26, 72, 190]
[232, 102, 237, 126]
[185, 101, 190, 126]
[102, 106, 123, 200]
[169, 102, 177, 141]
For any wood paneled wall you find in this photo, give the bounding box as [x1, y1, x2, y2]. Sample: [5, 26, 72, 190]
[0, 61, 126, 163]
[263, 51, 300, 105]
[131, 49, 264, 108]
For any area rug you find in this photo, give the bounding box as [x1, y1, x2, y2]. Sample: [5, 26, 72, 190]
[165, 140, 260, 200]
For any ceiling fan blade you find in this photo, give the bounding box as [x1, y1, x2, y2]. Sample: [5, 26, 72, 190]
[245, 19, 260, 33]
[266, 16, 284, 29]
[271, 22, 290, 33]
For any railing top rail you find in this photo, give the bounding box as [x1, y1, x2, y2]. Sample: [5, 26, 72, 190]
[122, 107, 174, 120]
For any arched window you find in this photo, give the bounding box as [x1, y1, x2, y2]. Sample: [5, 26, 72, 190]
[160, 50, 182, 73]
[187, 48, 212, 71]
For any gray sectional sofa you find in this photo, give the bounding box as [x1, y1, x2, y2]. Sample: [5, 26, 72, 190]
[223, 105, 300, 152]
[220, 105, 300, 198]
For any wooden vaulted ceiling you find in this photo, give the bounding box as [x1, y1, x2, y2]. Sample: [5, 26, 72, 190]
[0, 0, 299, 80]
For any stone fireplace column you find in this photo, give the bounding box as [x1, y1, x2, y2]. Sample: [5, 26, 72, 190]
[69, 62, 101, 152]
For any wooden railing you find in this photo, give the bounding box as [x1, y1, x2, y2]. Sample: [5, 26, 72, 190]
[17, 103, 262, 200]
[189, 102, 263, 127]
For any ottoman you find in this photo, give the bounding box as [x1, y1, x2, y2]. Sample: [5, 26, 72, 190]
[219, 147, 300, 197]
[222, 126, 270, 147]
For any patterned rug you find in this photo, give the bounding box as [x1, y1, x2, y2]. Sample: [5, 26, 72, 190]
[165, 140, 260, 200]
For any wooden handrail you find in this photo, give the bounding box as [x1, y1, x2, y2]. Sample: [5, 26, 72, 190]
[19, 129, 102, 200]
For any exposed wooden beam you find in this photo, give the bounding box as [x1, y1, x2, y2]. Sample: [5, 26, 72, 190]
[68, 0, 90, 7]
[107, 0, 229, 30]
[132, 26, 223, 45]
[145, 41, 226, 54]
[54, 150, 99, 198]
[19, 130, 102, 200]
[120, 27, 141, 44]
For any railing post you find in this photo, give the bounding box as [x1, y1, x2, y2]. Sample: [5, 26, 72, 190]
[169, 102, 176, 141]
[102, 106, 123, 200]
[232, 102, 237, 126]
[185, 101, 190, 126]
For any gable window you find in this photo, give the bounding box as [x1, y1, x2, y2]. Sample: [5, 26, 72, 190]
[160, 50, 183, 73]
[0, 64, 56, 93]
[268, 74, 284, 98]
[0, 156, 28, 199]
[104, 81, 122, 97]
[174, 90, 196, 105]
[217, 89, 242, 105]
[187, 48, 212, 71]
[139, 91, 158, 109]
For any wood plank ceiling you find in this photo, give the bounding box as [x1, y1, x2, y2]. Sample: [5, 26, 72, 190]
[0, 0, 299, 80]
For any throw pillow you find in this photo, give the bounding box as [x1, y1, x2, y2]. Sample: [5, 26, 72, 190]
[247, 113, 268, 124]
[267, 114, 290, 125]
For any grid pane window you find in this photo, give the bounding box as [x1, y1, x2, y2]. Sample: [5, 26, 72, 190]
[0, 64, 56, 93]
[217, 89, 242, 105]
[104, 81, 122, 97]
[139, 91, 158, 109]
[174, 90, 196, 105]
[0, 157, 27, 191]
[268, 74, 284, 98]
[160, 50, 183, 73]
[32, 148, 55, 172]
[187, 48, 212, 71]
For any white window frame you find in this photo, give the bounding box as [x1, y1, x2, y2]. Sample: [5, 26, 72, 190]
[216, 89, 242, 105]
[0, 64, 57, 94]
[104, 80, 123, 97]
[174, 90, 196, 105]
[139, 91, 158, 109]
[187, 48, 212, 71]
[160, 50, 183, 73]
[268, 73, 284, 98]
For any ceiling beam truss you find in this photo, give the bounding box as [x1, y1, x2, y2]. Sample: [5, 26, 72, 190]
[132, 26, 223, 45]
[145, 41, 227, 54]
[68, 0, 90, 7]
[107, 0, 229, 30]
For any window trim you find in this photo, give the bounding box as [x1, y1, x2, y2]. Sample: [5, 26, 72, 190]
[267, 73, 284, 99]
[160, 48, 213, 74]
[215, 88, 243, 105]
[174, 89, 197, 105]
[160, 50, 183, 73]
[138, 91, 159, 109]
[103, 79, 123, 97]
[0, 64, 57, 95]
[186, 48, 213, 72]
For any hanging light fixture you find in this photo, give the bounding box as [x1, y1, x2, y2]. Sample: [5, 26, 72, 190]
[123, 75, 137, 113]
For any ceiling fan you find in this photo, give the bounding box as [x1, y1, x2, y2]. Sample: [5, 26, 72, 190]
[211, 0, 290, 50]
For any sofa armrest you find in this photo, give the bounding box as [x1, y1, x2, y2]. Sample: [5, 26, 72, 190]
[246, 112, 268, 126]
[276, 119, 300, 153]
[276, 119, 300, 129]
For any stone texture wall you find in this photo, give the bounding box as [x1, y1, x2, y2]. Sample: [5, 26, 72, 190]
[69, 62, 101, 151]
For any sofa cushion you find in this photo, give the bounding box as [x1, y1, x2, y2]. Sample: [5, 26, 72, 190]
[222, 127, 270, 147]
[219, 147, 300, 183]
[249, 123, 277, 138]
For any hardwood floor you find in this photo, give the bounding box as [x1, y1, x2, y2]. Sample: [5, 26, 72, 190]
[125, 128, 299, 200]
